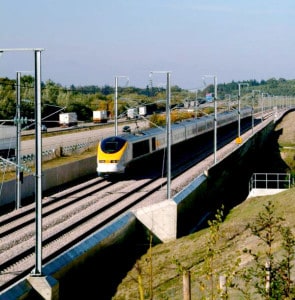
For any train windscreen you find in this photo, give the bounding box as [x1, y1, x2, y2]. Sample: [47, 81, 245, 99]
[101, 137, 126, 153]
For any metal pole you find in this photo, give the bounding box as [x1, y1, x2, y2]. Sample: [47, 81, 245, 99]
[261, 93, 265, 121]
[238, 84, 241, 137]
[213, 76, 217, 164]
[114, 76, 128, 136]
[237, 83, 249, 138]
[252, 90, 261, 134]
[115, 76, 118, 136]
[150, 71, 171, 199]
[15, 72, 21, 209]
[195, 89, 198, 117]
[203, 74, 218, 164]
[33, 49, 43, 276]
[187, 89, 198, 116]
[0, 47, 44, 276]
[166, 72, 171, 199]
[251, 94, 254, 134]
[225, 94, 231, 111]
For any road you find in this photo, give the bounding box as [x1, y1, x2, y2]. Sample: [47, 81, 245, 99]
[20, 119, 149, 156]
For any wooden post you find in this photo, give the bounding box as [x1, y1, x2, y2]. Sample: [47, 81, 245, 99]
[265, 260, 271, 296]
[183, 270, 191, 300]
[219, 275, 227, 298]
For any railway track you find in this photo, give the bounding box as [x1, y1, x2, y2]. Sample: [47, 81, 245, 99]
[0, 114, 273, 292]
[0, 176, 157, 290]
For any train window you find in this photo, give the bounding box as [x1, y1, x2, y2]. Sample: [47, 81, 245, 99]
[133, 139, 150, 158]
[101, 137, 126, 153]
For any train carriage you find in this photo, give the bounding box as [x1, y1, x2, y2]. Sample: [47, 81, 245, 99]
[96, 106, 253, 177]
[171, 123, 187, 144]
[97, 127, 166, 177]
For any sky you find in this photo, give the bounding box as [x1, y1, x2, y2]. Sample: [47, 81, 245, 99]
[1, 0, 295, 90]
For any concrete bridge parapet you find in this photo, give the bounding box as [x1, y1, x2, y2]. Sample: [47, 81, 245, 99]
[134, 199, 177, 242]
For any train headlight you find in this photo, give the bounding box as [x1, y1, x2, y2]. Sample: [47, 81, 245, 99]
[98, 160, 118, 163]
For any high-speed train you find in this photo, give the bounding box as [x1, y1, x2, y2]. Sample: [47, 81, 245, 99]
[96, 107, 252, 177]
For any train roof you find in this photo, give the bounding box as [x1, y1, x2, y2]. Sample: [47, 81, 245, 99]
[101, 106, 251, 143]
[116, 117, 201, 142]
[103, 116, 210, 143]
[117, 126, 164, 142]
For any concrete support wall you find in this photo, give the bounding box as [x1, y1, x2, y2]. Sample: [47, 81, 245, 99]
[0, 156, 96, 207]
[135, 199, 177, 242]
[173, 118, 277, 236]
[0, 212, 153, 299]
[248, 188, 287, 197]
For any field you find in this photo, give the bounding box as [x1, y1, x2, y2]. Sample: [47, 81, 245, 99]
[113, 189, 295, 299]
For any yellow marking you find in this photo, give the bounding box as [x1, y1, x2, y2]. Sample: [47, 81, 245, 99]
[97, 141, 128, 162]
[235, 137, 242, 144]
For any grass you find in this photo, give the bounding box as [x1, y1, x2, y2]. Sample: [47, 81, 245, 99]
[113, 189, 295, 299]
[275, 112, 295, 171]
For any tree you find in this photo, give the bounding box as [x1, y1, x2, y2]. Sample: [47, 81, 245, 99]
[240, 201, 295, 299]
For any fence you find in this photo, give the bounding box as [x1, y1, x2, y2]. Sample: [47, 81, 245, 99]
[249, 173, 292, 192]
[0, 140, 98, 172]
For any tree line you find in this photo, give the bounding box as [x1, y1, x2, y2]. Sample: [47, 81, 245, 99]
[0, 76, 294, 127]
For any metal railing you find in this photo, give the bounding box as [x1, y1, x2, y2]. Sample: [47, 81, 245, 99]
[249, 173, 292, 192]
